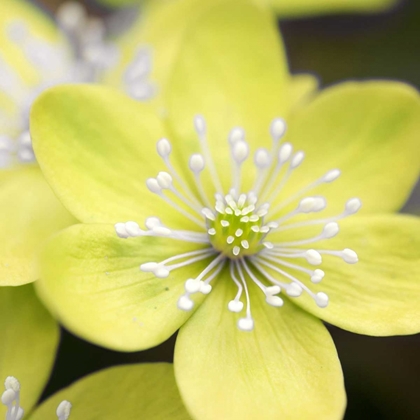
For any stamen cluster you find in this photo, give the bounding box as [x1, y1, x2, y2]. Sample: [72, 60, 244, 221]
[1, 376, 71, 420]
[0, 2, 154, 168]
[115, 116, 360, 331]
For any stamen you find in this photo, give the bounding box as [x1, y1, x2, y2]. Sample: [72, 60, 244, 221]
[256, 142, 292, 198]
[140, 248, 215, 278]
[156, 139, 202, 207]
[189, 154, 213, 207]
[194, 115, 223, 194]
[274, 198, 362, 232]
[56, 401, 72, 420]
[227, 261, 244, 313]
[231, 139, 249, 194]
[270, 168, 341, 216]
[271, 222, 339, 247]
[236, 261, 254, 331]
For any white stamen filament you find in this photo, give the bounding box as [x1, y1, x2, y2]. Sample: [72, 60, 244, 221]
[115, 117, 360, 331]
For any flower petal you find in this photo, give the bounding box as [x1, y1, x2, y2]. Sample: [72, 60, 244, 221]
[175, 278, 345, 420]
[164, 0, 290, 192]
[268, 0, 398, 17]
[31, 85, 190, 226]
[280, 81, 420, 214]
[37, 223, 210, 351]
[0, 166, 75, 286]
[289, 214, 420, 336]
[28, 363, 191, 420]
[0, 284, 59, 415]
[289, 73, 319, 109]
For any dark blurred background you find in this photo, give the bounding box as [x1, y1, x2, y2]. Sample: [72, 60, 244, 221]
[32, 0, 420, 418]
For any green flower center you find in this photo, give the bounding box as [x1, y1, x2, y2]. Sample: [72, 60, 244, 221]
[205, 193, 272, 258]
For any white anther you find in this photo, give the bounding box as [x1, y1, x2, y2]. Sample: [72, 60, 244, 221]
[145, 217, 161, 230]
[156, 171, 172, 189]
[345, 198, 362, 214]
[278, 142, 293, 163]
[4, 376, 20, 392]
[315, 292, 329, 308]
[238, 317, 254, 331]
[200, 282, 212, 294]
[177, 295, 194, 311]
[221, 220, 229, 227]
[227, 236, 234, 244]
[18, 148, 34, 163]
[270, 118, 286, 141]
[241, 240, 249, 249]
[18, 131, 31, 147]
[298, 197, 316, 213]
[323, 222, 339, 238]
[208, 228, 216, 235]
[202, 208, 215, 221]
[228, 300, 244, 313]
[185, 279, 201, 293]
[146, 178, 161, 193]
[1, 389, 16, 405]
[56, 400, 72, 420]
[56, 1, 86, 31]
[229, 127, 245, 144]
[194, 115, 206, 135]
[266, 285, 281, 295]
[235, 229, 243, 237]
[290, 151, 305, 168]
[189, 154, 205, 173]
[254, 148, 271, 168]
[152, 226, 172, 236]
[233, 246, 240, 256]
[342, 248, 358, 264]
[140, 262, 159, 272]
[251, 226, 259, 233]
[305, 249, 322, 265]
[313, 197, 327, 211]
[323, 169, 340, 183]
[125, 221, 141, 237]
[232, 140, 249, 163]
[286, 283, 303, 297]
[266, 222, 279, 229]
[156, 138, 172, 157]
[266, 295, 284, 307]
[311, 269, 325, 283]
[115, 223, 129, 238]
[155, 267, 170, 278]
[263, 242, 273, 249]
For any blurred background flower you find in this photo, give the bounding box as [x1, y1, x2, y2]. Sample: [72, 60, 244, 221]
[1, 0, 419, 419]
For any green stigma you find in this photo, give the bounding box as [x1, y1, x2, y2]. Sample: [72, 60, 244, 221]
[204, 192, 276, 259]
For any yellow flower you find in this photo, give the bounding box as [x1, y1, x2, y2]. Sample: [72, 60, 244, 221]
[31, 1, 420, 419]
